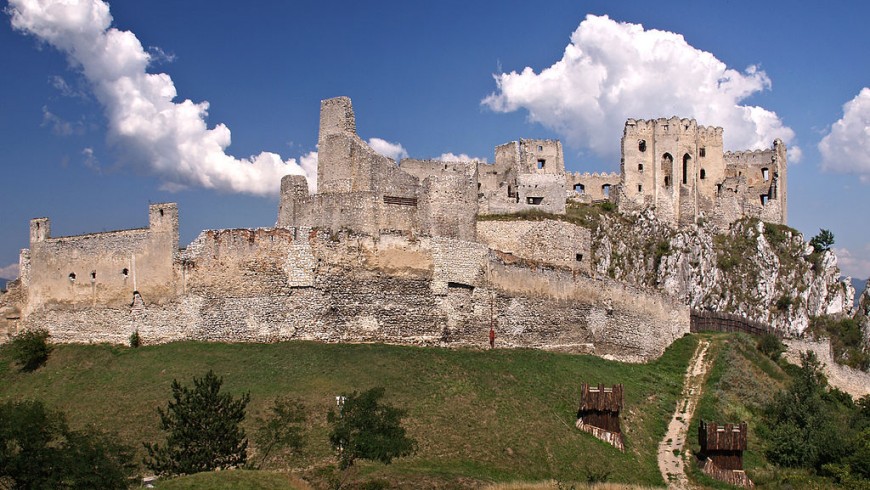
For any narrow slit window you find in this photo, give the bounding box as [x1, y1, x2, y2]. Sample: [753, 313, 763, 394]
[760, 194, 769, 206]
[638, 184, 643, 192]
[699, 148, 706, 157]
[638, 163, 644, 172]
[762, 167, 769, 181]
[700, 168, 706, 180]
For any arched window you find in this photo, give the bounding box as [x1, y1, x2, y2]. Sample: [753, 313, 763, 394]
[700, 168, 706, 180]
[638, 140, 646, 152]
[661, 153, 673, 187]
[682, 154, 691, 185]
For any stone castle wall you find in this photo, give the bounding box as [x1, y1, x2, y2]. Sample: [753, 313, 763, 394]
[8, 224, 689, 363]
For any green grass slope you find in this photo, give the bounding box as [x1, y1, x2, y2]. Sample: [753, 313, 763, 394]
[0, 337, 698, 488]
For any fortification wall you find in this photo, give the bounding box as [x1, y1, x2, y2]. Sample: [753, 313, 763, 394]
[784, 338, 870, 398]
[476, 219, 591, 274]
[14, 229, 689, 362]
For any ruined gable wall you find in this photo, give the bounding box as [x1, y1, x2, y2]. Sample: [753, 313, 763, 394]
[476, 219, 591, 274]
[567, 172, 621, 203]
[22, 203, 178, 315]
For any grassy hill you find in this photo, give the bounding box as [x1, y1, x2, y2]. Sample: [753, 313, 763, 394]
[0, 337, 698, 488]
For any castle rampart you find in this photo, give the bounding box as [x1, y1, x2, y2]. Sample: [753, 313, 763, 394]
[3, 97, 790, 361]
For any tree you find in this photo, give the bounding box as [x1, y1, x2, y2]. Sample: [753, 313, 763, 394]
[251, 396, 307, 468]
[327, 387, 416, 470]
[8, 328, 53, 372]
[763, 351, 844, 469]
[0, 399, 135, 489]
[810, 229, 835, 253]
[145, 370, 250, 476]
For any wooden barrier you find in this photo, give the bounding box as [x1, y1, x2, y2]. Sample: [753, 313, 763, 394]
[690, 310, 779, 338]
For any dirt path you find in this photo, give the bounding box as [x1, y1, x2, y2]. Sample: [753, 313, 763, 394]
[657, 339, 713, 489]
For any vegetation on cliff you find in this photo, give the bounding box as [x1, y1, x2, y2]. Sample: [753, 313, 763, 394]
[689, 333, 870, 489]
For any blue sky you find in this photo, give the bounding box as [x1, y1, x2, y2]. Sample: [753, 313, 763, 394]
[1, 0, 869, 280]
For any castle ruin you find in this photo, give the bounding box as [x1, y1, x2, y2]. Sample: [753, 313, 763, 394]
[0, 97, 789, 361]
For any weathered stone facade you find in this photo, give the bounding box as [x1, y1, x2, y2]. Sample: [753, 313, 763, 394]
[0, 96, 800, 362]
[618, 117, 787, 230]
[2, 219, 688, 362]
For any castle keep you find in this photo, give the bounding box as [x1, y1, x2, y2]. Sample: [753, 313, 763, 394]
[0, 97, 788, 361]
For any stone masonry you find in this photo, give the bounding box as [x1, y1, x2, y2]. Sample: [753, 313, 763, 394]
[1, 96, 790, 361]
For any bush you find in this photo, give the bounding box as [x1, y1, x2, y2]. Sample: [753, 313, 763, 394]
[327, 387, 416, 470]
[145, 370, 250, 476]
[252, 396, 307, 468]
[8, 328, 53, 371]
[757, 333, 786, 361]
[0, 399, 135, 489]
[763, 352, 846, 469]
[129, 330, 141, 348]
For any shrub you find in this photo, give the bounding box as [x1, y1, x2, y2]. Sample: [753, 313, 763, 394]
[8, 328, 53, 372]
[327, 387, 416, 470]
[252, 396, 307, 468]
[757, 333, 786, 361]
[129, 330, 141, 348]
[144, 370, 250, 476]
[0, 399, 135, 489]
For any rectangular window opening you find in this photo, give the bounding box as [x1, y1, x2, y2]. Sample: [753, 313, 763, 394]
[537, 159, 545, 170]
[527, 196, 544, 205]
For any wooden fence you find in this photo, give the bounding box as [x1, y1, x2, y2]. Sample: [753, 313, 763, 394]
[690, 310, 779, 338]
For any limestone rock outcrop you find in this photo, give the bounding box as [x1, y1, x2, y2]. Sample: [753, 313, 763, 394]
[593, 210, 852, 336]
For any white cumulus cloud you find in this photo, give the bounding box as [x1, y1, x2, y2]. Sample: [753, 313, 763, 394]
[9, 0, 313, 196]
[819, 88, 870, 182]
[482, 14, 798, 163]
[367, 138, 409, 161]
[0, 262, 20, 280]
[833, 246, 870, 280]
[436, 152, 487, 163]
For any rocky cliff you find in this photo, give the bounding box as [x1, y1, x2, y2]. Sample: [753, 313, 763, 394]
[592, 208, 854, 336]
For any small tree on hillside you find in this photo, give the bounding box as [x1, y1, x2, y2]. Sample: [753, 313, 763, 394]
[144, 370, 250, 476]
[8, 328, 53, 372]
[251, 396, 307, 468]
[327, 387, 416, 471]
